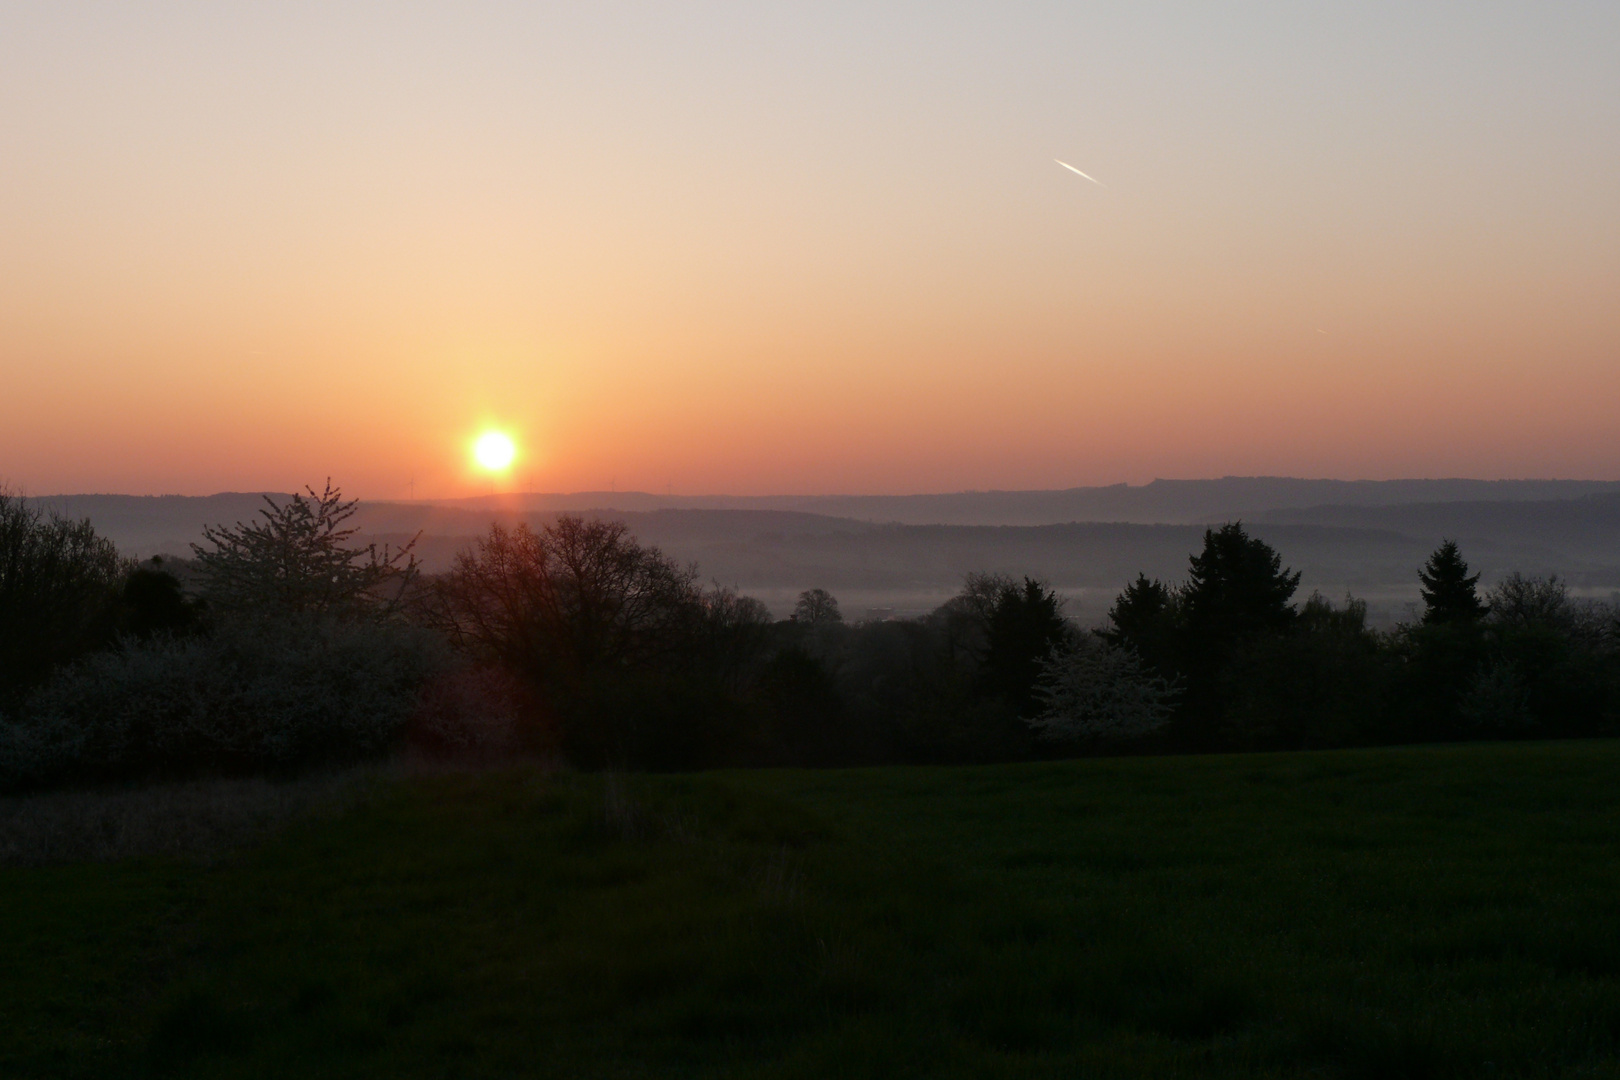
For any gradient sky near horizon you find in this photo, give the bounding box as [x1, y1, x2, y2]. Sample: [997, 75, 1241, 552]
[3, 2, 1618, 499]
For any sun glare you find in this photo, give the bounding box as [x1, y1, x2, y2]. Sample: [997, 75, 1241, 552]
[473, 431, 516, 472]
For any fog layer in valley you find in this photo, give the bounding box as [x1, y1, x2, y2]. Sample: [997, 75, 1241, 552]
[37, 478, 1620, 626]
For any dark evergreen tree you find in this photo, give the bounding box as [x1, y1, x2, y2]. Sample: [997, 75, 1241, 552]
[191, 481, 417, 620]
[1182, 522, 1300, 642]
[1173, 523, 1301, 747]
[1100, 573, 1180, 678]
[1394, 542, 1491, 741]
[1103, 574, 1171, 643]
[1418, 540, 1488, 625]
[981, 577, 1070, 714]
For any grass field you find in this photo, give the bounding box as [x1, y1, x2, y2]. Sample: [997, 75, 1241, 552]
[5, 742, 1620, 1078]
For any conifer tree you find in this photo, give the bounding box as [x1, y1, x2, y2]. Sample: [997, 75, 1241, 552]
[1172, 523, 1300, 747]
[982, 578, 1071, 712]
[1418, 540, 1488, 625]
[1182, 522, 1300, 641]
[1101, 573, 1180, 677]
[192, 481, 417, 619]
[1103, 574, 1172, 643]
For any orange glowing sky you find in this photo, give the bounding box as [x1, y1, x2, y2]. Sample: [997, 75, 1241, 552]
[3, 4, 1618, 498]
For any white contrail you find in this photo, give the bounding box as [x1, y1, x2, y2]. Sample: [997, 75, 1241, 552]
[1055, 159, 1105, 187]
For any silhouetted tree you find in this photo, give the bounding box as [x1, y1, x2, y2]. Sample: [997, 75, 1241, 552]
[696, 586, 774, 692]
[1100, 573, 1181, 679]
[755, 645, 847, 765]
[427, 516, 732, 766]
[835, 615, 1021, 764]
[1220, 592, 1388, 749]
[115, 558, 200, 640]
[1183, 523, 1300, 642]
[0, 491, 125, 700]
[950, 572, 1015, 627]
[1485, 572, 1568, 633]
[1175, 523, 1300, 746]
[792, 588, 843, 625]
[1473, 574, 1611, 738]
[1393, 542, 1494, 740]
[1419, 540, 1488, 626]
[191, 481, 417, 619]
[930, 571, 1015, 671]
[429, 516, 700, 680]
[981, 577, 1071, 714]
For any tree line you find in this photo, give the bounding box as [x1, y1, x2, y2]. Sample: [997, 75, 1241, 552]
[3, 484, 1617, 789]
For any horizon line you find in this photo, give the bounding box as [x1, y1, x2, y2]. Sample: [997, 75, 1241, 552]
[23, 476, 1620, 503]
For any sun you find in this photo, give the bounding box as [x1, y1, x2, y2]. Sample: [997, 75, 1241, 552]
[473, 431, 516, 472]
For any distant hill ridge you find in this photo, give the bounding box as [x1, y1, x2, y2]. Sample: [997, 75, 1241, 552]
[431, 477, 1620, 525]
[22, 479, 1620, 622]
[33, 477, 1620, 537]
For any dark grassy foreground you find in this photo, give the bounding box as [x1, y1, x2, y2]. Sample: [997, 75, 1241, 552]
[6, 744, 1620, 1078]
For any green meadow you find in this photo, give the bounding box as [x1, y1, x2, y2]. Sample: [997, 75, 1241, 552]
[6, 742, 1620, 1078]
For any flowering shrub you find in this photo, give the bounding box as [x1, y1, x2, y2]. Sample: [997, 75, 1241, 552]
[0, 617, 451, 790]
[1028, 635, 1178, 746]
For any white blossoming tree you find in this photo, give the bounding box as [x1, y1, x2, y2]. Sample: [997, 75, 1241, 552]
[1027, 634, 1179, 746]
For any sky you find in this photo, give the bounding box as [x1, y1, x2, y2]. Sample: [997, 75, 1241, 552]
[3, 2, 1618, 499]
